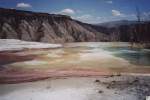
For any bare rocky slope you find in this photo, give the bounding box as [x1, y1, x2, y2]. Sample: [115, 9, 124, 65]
[0, 8, 109, 43]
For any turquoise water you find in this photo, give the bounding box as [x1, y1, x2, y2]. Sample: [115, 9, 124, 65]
[103, 47, 150, 66]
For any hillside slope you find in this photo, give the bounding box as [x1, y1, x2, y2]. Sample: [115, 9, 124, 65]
[0, 8, 108, 43]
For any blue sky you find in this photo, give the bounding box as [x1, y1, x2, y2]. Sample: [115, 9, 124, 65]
[0, 0, 150, 23]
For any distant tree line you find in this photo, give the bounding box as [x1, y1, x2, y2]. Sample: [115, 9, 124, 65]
[106, 6, 150, 48]
[129, 6, 150, 48]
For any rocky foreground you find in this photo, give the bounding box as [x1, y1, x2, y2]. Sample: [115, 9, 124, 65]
[0, 75, 150, 100]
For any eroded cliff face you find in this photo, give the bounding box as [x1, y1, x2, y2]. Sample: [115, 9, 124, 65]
[0, 8, 108, 43]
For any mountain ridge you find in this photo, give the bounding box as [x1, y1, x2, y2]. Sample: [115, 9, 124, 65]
[97, 20, 140, 28]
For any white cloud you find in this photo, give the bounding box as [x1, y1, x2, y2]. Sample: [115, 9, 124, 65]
[111, 10, 123, 16]
[59, 8, 75, 15]
[77, 14, 93, 20]
[97, 17, 102, 19]
[141, 12, 150, 20]
[75, 14, 103, 23]
[76, 10, 82, 13]
[106, 1, 113, 4]
[143, 12, 150, 16]
[16, 3, 32, 8]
